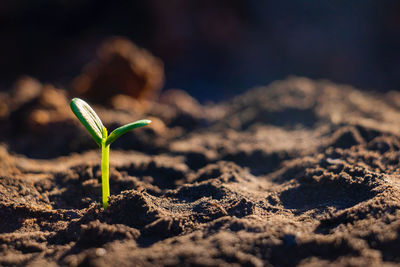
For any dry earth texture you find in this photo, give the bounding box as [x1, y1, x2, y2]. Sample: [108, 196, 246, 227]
[2, 77, 400, 266]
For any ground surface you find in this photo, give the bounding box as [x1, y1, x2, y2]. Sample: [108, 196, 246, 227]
[2, 77, 400, 266]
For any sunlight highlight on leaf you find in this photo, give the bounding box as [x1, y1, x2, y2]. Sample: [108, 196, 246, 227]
[70, 98, 104, 146]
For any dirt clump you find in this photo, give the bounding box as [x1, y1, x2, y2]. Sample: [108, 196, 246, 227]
[72, 37, 164, 106]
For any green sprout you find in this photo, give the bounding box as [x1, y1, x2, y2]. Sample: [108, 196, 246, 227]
[70, 98, 151, 209]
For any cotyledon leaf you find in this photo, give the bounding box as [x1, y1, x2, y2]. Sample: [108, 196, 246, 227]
[106, 119, 151, 146]
[70, 98, 104, 146]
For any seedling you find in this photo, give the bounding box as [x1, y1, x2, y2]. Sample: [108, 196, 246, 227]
[70, 98, 151, 209]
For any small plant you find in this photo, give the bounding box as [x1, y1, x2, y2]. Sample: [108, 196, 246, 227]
[70, 98, 151, 209]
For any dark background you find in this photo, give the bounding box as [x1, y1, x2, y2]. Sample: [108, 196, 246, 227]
[1, 0, 399, 101]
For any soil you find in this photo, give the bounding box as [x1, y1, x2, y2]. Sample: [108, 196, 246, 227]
[2, 77, 400, 266]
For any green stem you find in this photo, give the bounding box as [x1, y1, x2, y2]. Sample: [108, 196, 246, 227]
[101, 128, 110, 209]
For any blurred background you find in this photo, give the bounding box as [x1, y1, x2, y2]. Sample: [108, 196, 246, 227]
[0, 0, 400, 101]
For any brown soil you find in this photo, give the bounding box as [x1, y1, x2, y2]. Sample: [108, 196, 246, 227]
[2, 77, 400, 266]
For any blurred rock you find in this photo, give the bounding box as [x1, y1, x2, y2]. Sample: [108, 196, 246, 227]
[0, 77, 81, 158]
[159, 89, 202, 115]
[1, 77, 71, 133]
[110, 94, 148, 114]
[27, 85, 70, 129]
[72, 37, 164, 105]
[11, 76, 42, 107]
[153, 89, 206, 130]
